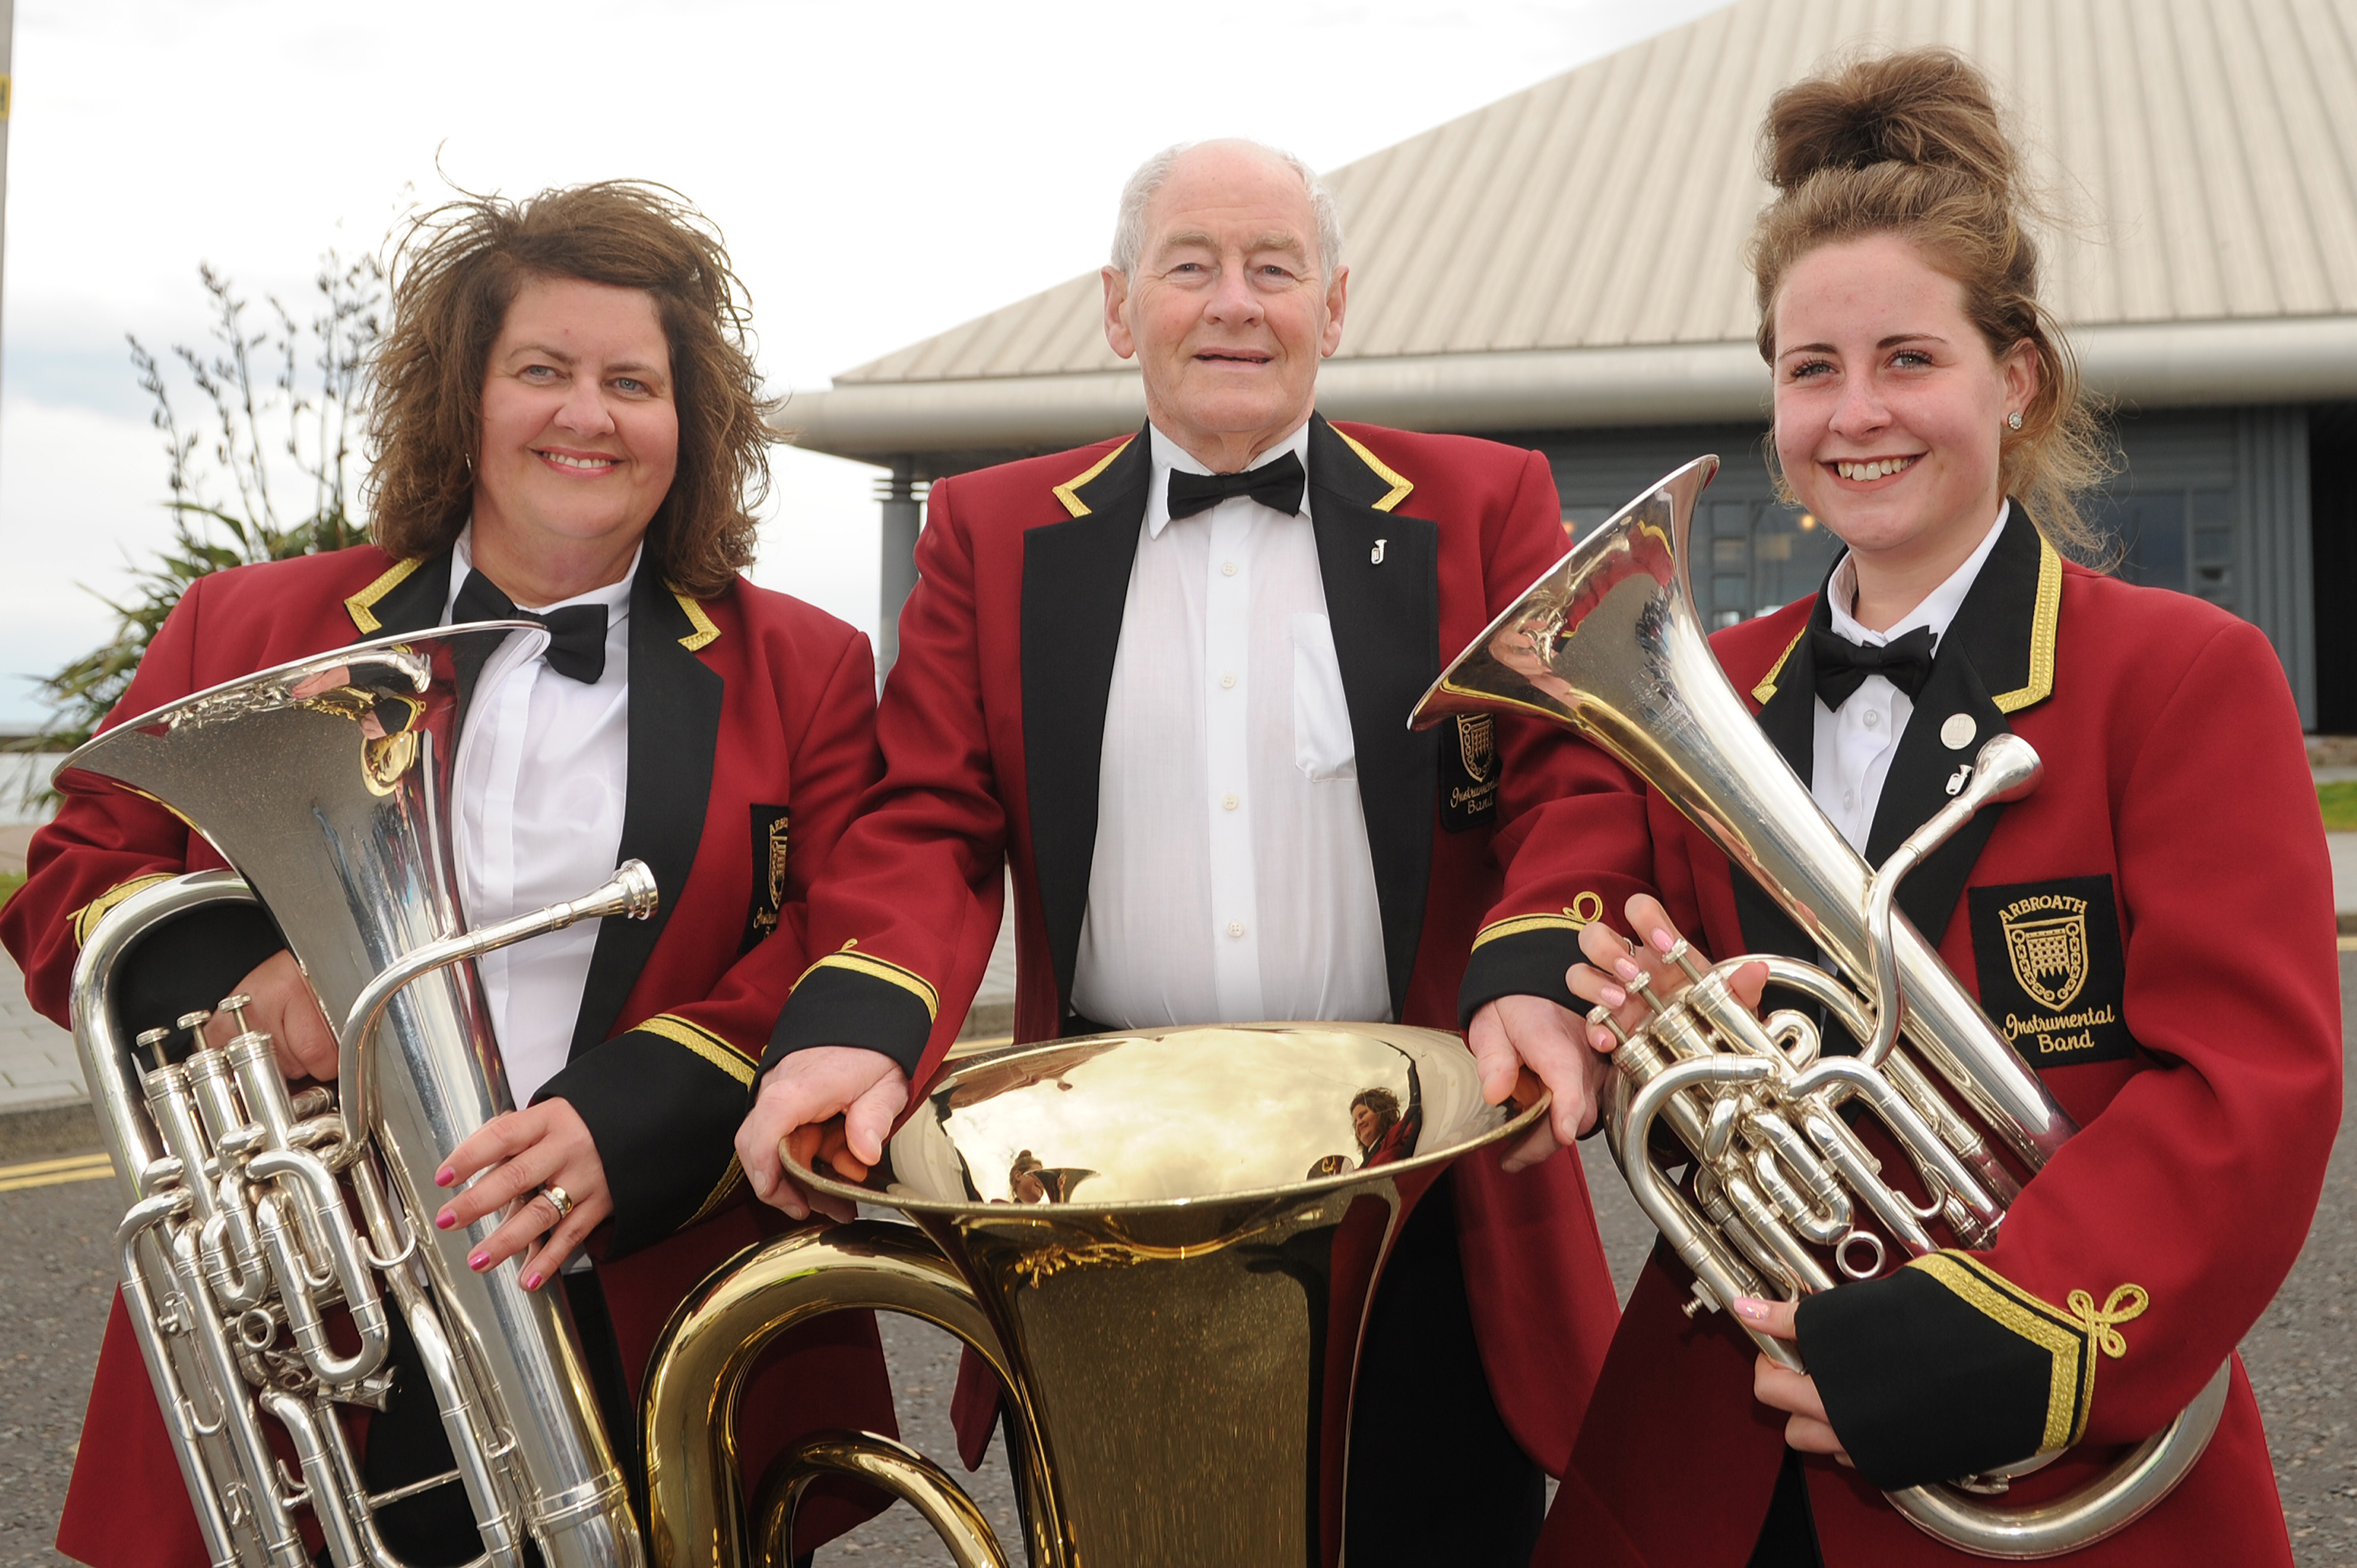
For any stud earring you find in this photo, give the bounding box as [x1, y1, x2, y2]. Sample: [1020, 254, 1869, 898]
[2006, 411, 2024, 431]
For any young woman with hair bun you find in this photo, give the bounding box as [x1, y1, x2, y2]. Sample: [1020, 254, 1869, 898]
[1506, 48, 2338, 1566]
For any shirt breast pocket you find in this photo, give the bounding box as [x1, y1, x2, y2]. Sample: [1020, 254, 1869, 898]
[1290, 613, 1356, 782]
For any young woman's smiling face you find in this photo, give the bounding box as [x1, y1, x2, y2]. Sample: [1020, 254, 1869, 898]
[1770, 232, 2038, 621]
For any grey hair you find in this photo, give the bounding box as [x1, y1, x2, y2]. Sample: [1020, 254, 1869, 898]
[1109, 139, 1346, 280]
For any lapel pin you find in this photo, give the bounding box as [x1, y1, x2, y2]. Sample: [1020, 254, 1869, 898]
[1370, 538, 1386, 565]
[1939, 713, 1977, 750]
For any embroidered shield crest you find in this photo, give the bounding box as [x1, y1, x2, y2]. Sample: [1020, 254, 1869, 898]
[2002, 905, 2088, 1010]
[1457, 714, 1497, 785]
[739, 804, 793, 953]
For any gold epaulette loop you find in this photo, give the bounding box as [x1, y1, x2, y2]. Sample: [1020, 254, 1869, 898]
[2067, 1283, 2149, 1359]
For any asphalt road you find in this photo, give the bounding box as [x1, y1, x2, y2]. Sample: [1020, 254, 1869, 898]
[4, 953, 2353, 1567]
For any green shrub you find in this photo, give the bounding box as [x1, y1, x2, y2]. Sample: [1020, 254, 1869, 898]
[2321, 780, 2357, 833]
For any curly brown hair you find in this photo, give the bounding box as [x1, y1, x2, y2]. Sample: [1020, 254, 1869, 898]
[364, 180, 778, 596]
[1749, 49, 2115, 563]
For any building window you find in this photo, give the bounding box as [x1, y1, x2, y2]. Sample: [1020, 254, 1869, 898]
[2095, 489, 2239, 613]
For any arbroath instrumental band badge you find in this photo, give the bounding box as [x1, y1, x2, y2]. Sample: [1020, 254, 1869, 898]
[1969, 875, 2136, 1069]
[739, 804, 791, 952]
[1441, 714, 1499, 831]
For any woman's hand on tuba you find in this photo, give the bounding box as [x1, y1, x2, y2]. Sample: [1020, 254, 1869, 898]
[432, 1101, 612, 1291]
[1735, 1295, 1851, 1465]
[1567, 894, 1767, 1045]
[203, 950, 339, 1081]
[1473, 891, 1752, 1172]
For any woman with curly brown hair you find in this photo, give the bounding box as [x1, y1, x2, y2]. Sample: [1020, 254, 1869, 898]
[1493, 49, 2337, 1568]
[9, 181, 898, 1568]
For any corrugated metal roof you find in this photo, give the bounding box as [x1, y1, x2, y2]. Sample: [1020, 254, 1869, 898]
[834, 0, 2357, 388]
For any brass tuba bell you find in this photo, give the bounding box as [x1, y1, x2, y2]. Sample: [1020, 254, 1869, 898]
[642, 1024, 1546, 1568]
[1408, 456, 2229, 1558]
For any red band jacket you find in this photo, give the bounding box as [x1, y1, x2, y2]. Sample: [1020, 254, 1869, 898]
[764, 415, 1626, 1475]
[1531, 514, 2341, 1567]
[1, 542, 898, 1568]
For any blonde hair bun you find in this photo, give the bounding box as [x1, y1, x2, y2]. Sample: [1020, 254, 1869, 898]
[1764, 48, 2016, 200]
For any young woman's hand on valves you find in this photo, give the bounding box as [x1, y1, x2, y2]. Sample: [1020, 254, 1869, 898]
[1484, 895, 1770, 1174]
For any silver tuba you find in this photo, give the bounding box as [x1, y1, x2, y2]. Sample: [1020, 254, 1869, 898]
[1409, 457, 2230, 1558]
[68, 625, 658, 1568]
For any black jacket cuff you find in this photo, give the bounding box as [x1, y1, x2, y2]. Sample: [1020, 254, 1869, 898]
[534, 1020, 754, 1257]
[764, 958, 936, 1080]
[117, 902, 288, 1053]
[1796, 1253, 2089, 1489]
[1457, 920, 1587, 1029]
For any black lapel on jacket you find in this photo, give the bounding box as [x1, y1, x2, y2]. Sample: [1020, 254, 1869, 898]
[1306, 415, 1439, 1022]
[1733, 597, 1828, 965]
[1022, 430, 1151, 1010]
[569, 556, 724, 1056]
[1860, 512, 2052, 947]
[351, 550, 455, 637]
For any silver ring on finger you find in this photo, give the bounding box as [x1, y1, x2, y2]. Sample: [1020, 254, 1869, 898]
[539, 1183, 574, 1222]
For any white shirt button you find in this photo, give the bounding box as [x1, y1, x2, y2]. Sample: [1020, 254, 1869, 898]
[1843, 791, 1856, 809]
[1226, 920, 1245, 938]
[1220, 671, 1237, 690]
[1221, 560, 1239, 577]
[1221, 793, 1239, 811]
[1863, 709, 1881, 729]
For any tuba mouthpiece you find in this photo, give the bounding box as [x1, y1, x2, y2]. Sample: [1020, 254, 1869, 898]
[612, 859, 659, 920]
[1970, 733, 2044, 804]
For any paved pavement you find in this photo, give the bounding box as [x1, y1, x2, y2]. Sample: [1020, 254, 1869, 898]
[0, 1157, 114, 1568]
[0, 951, 84, 1119]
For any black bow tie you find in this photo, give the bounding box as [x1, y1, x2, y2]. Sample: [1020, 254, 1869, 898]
[1810, 624, 1936, 709]
[454, 570, 610, 685]
[1165, 449, 1306, 521]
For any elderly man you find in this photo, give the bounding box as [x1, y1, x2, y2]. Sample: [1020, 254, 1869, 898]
[738, 139, 1621, 1561]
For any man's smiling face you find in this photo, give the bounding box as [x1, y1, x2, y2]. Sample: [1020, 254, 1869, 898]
[1102, 142, 1348, 471]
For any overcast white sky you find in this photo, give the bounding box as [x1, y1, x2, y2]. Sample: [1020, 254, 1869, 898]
[0, 0, 1731, 724]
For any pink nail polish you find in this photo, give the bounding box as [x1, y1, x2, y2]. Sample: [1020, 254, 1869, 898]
[434, 1167, 455, 1188]
[1613, 957, 1643, 982]
[1600, 981, 1627, 1008]
[1650, 927, 1677, 954]
[521, 1273, 542, 1291]
[435, 1210, 456, 1230]
[468, 1251, 489, 1271]
[1733, 1296, 1768, 1321]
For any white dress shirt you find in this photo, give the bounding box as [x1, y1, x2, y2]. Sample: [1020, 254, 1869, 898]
[1812, 501, 2010, 850]
[443, 525, 635, 1106]
[1070, 420, 1391, 1029]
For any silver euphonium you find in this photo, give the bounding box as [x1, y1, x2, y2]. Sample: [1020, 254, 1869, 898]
[1410, 457, 2231, 1559]
[67, 624, 659, 1568]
